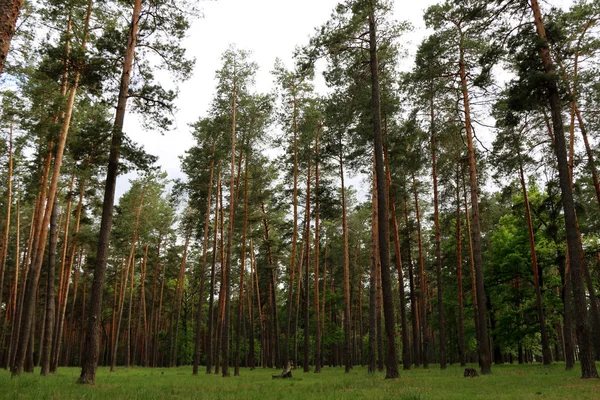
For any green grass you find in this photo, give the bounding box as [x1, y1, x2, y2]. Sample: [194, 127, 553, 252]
[1, 363, 598, 399]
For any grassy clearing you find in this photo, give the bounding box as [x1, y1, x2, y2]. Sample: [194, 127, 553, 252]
[0, 363, 599, 399]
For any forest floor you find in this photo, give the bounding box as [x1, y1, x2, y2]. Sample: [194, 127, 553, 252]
[0, 363, 599, 399]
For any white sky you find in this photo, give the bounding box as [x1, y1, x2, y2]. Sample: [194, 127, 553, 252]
[119, 0, 441, 199]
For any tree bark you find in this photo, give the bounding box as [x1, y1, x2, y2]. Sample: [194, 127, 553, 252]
[529, 0, 598, 378]
[314, 128, 321, 373]
[339, 146, 352, 373]
[456, 165, 466, 367]
[368, 1, 398, 378]
[430, 99, 446, 369]
[412, 173, 428, 369]
[304, 154, 311, 373]
[458, 29, 491, 374]
[110, 186, 146, 371]
[193, 153, 215, 375]
[0, 0, 23, 74]
[234, 154, 249, 376]
[40, 199, 58, 375]
[79, 0, 142, 384]
[519, 163, 552, 364]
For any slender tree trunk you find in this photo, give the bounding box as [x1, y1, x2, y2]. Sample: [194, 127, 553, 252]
[0, 125, 13, 331]
[385, 150, 409, 370]
[221, 68, 238, 378]
[40, 200, 58, 375]
[412, 173, 428, 369]
[519, 163, 552, 364]
[110, 187, 146, 371]
[284, 91, 300, 367]
[368, 168, 378, 374]
[172, 233, 190, 367]
[404, 201, 420, 367]
[261, 199, 280, 368]
[148, 236, 162, 367]
[193, 154, 215, 375]
[234, 154, 249, 376]
[430, 99, 446, 369]
[248, 238, 256, 370]
[339, 147, 352, 373]
[304, 155, 311, 373]
[529, 0, 598, 378]
[0, 0, 23, 75]
[1, 185, 19, 369]
[125, 255, 136, 368]
[206, 172, 220, 374]
[314, 128, 321, 373]
[562, 251, 575, 370]
[456, 166, 466, 367]
[79, 0, 141, 384]
[369, 1, 398, 378]
[51, 176, 75, 372]
[458, 32, 490, 374]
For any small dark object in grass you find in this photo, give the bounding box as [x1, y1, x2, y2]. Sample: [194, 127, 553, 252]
[272, 362, 293, 379]
[464, 368, 478, 378]
[161, 371, 164, 375]
[536, 392, 542, 395]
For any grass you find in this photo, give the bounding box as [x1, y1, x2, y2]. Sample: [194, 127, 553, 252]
[0, 363, 599, 399]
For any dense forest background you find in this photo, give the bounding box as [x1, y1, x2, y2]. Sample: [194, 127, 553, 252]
[0, 0, 599, 384]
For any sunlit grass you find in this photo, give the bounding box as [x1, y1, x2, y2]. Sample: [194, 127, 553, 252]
[1, 363, 599, 399]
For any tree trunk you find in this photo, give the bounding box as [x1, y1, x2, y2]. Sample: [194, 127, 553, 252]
[314, 128, 321, 373]
[110, 186, 146, 371]
[303, 154, 311, 373]
[386, 152, 409, 369]
[529, 0, 598, 378]
[340, 147, 352, 373]
[412, 173, 428, 369]
[0, 0, 23, 75]
[221, 67, 238, 377]
[369, 1, 398, 378]
[430, 99, 446, 369]
[284, 91, 299, 367]
[404, 201, 420, 368]
[172, 233, 191, 367]
[193, 153, 215, 375]
[206, 172, 220, 374]
[456, 165, 466, 367]
[40, 200, 58, 375]
[0, 125, 13, 331]
[234, 154, 249, 376]
[519, 163, 552, 364]
[459, 33, 490, 374]
[79, 0, 142, 384]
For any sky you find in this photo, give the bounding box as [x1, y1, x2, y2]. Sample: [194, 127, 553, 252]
[118, 0, 441, 200]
